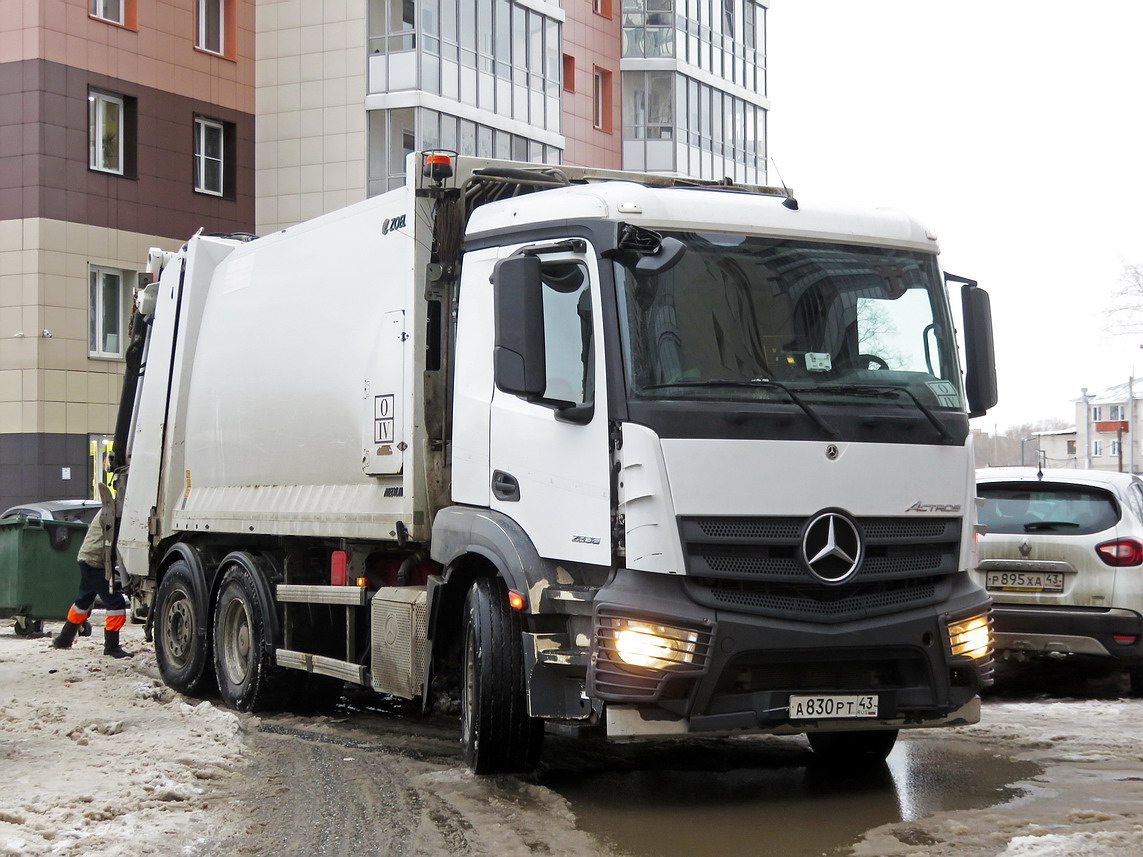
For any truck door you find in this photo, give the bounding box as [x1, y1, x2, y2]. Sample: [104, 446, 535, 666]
[488, 243, 612, 566]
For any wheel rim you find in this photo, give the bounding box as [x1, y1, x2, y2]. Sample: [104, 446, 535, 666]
[162, 591, 194, 666]
[462, 623, 477, 753]
[219, 594, 252, 687]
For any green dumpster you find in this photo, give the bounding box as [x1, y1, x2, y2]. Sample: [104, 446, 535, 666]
[0, 516, 85, 636]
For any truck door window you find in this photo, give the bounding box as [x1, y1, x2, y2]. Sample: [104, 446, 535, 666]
[540, 261, 593, 407]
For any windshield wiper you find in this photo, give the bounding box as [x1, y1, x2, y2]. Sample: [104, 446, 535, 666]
[641, 379, 839, 438]
[814, 384, 954, 443]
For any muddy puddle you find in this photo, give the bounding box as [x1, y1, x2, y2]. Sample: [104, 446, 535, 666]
[541, 733, 1040, 857]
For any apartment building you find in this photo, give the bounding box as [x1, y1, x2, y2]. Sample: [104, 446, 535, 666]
[0, 0, 255, 508]
[256, 0, 619, 232]
[621, 0, 768, 182]
[257, 0, 768, 232]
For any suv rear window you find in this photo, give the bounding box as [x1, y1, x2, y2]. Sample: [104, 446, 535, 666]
[977, 483, 1120, 535]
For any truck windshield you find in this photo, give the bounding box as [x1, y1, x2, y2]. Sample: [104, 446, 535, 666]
[615, 232, 963, 411]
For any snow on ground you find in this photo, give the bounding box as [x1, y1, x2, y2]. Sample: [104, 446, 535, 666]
[0, 618, 249, 857]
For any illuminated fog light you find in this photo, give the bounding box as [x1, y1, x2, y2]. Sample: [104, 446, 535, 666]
[612, 622, 700, 670]
[948, 613, 992, 660]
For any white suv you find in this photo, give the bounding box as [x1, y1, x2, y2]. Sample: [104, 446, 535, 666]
[974, 467, 1143, 693]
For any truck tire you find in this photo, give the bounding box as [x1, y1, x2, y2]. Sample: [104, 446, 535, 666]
[807, 729, 899, 765]
[212, 561, 282, 712]
[154, 559, 213, 695]
[461, 577, 543, 774]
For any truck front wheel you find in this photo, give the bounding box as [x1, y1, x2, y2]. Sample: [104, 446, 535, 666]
[154, 559, 213, 695]
[461, 577, 543, 774]
[807, 729, 899, 765]
[213, 561, 280, 712]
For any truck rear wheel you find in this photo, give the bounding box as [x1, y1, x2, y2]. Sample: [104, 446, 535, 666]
[154, 559, 213, 695]
[461, 577, 543, 774]
[213, 560, 281, 712]
[807, 729, 899, 765]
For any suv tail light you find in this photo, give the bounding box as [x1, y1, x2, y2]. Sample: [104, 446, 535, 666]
[1096, 538, 1143, 566]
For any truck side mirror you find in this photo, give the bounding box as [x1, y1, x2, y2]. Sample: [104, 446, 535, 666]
[493, 255, 547, 398]
[960, 283, 998, 418]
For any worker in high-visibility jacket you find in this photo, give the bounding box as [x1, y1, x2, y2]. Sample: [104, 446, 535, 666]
[52, 506, 132, 658]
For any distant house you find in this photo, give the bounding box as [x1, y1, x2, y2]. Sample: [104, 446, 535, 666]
[1036, 428, 1078, 469]
[1075, 379, 1143, 474]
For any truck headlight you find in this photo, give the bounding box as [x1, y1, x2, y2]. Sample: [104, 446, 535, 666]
[611, 621, 700, 670]
[947, 612, 992, 660]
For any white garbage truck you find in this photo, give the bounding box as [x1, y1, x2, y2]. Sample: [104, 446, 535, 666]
[112, 152, 998, 773]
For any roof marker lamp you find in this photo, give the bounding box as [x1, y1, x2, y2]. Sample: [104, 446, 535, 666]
[422, 150, 454, 183]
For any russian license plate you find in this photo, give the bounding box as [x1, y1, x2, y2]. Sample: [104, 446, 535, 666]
[985, 571, 1064, 593]
[788, 694, 879, 719]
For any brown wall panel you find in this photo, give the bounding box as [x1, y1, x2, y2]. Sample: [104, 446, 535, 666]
[0, 58, 254, 240]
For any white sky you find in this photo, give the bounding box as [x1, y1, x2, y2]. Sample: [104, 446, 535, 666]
[766, 0, 1143, 432]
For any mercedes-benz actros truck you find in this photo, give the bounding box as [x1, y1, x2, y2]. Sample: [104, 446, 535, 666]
[111, 152, 998, 773]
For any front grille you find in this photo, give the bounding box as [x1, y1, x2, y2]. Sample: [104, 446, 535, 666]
[680, 515, 960, 622]
[694, 576, 939, 622]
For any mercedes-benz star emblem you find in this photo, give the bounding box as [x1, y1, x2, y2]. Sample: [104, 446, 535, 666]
[801, 511, 863, 584]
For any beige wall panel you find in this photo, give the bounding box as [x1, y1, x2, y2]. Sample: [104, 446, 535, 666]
[0, 371, 20, 403]
[43, 369, 67, 402]
[0, 402, 20, 434]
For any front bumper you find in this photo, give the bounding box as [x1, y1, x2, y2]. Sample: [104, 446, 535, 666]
[586, 570, 992, 738]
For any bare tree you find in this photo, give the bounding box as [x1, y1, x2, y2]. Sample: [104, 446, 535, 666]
[1106, 264, 1143, 335]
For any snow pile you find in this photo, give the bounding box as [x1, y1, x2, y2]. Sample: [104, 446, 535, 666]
[999, 829, 1143, 856]
[0, 620, 250, 856]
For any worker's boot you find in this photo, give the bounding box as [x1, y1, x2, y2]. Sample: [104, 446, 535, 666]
[103, 630, 133, 659]
[51, 620, 83, 649]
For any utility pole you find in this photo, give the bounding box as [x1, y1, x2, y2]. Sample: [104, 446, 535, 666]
[1082, 387, 1093, 470]
[1130, 374, 1135, 475]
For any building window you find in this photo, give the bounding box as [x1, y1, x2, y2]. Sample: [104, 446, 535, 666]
[593, 67, 612, 131]
[1093, 440, 1103, 457]
[1112, 440, 1121, 457]
[197, 0, 225, 55]
[1110, 404, 1125, 421]
[90, 0, 122, 25]
[593, 0, 613, 17]
[1091, 406, 1103, 421]
[1067, 439, 1077, 456]
[89, 267, 128, 358]
[194, 118, 225, 196]
[563, 54, 576, 92]
[88, 91, 124, 175]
